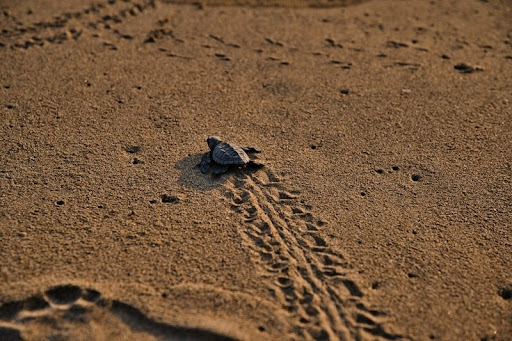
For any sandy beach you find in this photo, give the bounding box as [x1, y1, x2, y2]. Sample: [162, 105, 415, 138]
[1, 0, 511, 340]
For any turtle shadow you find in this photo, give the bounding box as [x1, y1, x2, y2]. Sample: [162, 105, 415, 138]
[175, 153, 228, 191]
[175, 153, 262, 191]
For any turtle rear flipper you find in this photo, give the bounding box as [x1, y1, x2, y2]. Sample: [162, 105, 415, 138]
[199, 152, 212, 174]
[247, 161, 264, 169]
[213, 165, 229, 175]
[242, 146, 261, 154]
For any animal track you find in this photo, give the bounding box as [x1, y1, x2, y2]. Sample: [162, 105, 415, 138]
[0, 284, 235, 341]
[0, 0, 156, 50]
[224, 169, 405, 340]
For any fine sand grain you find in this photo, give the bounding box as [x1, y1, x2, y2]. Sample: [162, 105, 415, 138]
[1, 0, 511, 340]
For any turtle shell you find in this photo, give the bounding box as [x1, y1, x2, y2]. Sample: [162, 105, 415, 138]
[212, 142, 250, 165]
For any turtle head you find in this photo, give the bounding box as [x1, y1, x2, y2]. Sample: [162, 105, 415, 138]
[206, 136, 222, 150]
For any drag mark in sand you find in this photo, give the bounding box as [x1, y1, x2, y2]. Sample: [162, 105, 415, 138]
[225, 169, 405, 340]
[0, 284, 235, 341]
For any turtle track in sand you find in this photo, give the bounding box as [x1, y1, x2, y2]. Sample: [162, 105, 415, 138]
[225, 169, 406, 341]
[0, 284, 235, 341]
[0, 0, 157, 51]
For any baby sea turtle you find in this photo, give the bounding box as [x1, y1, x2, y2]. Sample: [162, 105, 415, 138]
[199, 136, 263, 175]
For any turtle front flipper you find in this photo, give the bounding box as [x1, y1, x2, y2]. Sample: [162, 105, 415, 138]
[199, 152, 212, 174]
[213, 165, 229, 175]
[242, 146, 261, 154]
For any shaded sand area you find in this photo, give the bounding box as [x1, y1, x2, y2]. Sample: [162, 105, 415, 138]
[1, 0, 512, 340]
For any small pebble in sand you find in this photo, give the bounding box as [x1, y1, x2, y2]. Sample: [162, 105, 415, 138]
[161, 194, 179, 204]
